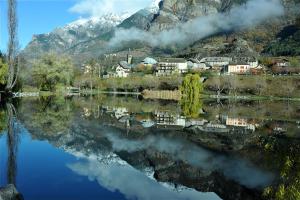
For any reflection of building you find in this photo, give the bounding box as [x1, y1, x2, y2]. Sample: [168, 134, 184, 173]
[185, 119, 208, 127]
[221, 115, 257, 131]
[226, 118, 249, 127]
[113, 107, 129, 119]
[101, 106, 129, 120]
[102, 106, 131, 128]
[155, 111, 186, 127]
[140, 119, 156, 128]
[82, 107, 92, 117]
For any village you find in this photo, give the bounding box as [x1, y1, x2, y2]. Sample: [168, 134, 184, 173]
[82, 50, 300, 79]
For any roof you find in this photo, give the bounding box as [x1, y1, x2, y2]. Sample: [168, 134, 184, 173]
[233, 56, 257, 62]
[188, 58, 201, 64]
[159, 58, 187, 63]
[119, 61, 132, 69]
[200, 57, 232, 62]
[272, 57, 289, 62]
[229, 61, 250, 65]
[142, 57, 157, 64]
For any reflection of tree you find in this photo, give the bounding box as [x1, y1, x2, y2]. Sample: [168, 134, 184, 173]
[0, 109, 8, 132]
[6, 103, 19, 185]
[29, 96, 73, 135]
[181, 98, 203, 118]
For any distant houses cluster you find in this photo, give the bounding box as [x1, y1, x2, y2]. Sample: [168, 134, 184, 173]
[84, 51, 298, 78]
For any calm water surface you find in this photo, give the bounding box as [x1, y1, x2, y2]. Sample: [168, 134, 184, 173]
[0, 96, 299, 200]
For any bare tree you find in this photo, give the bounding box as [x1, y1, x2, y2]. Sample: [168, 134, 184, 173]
[6, 0, 19, 91]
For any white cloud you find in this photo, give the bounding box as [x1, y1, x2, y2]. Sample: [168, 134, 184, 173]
[109, 0, 284, 47]
[69, 0, 153, 17]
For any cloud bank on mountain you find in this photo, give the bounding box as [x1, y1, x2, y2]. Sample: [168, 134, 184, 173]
[109, 0, 284, 47]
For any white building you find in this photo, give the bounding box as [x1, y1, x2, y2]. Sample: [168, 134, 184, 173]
[156, 58, 188, 76]
[155, 111, 186, 127]
[115, 65, 131, 78]
[114, 61, 132, 78]
[225, 117, 256, 131]
[233, 57, 259, 68]
[224, 62, 252, 74]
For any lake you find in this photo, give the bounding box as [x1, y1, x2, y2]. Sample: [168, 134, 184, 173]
[0, 95, 299, 200]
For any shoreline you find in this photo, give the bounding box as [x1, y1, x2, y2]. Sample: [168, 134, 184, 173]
[13, 90, 300, 102]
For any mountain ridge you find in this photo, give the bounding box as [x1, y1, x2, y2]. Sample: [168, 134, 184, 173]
[22, 0, 300, 64]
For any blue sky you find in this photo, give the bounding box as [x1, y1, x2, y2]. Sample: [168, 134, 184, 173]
[0, 0, 78, 51]
[0, 0, 153, 51]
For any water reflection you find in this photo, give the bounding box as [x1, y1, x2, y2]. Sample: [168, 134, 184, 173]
[103, 131, 274, 188]
[94, 97, 299, 137]
[6, 103, 19, 185]
[0, 95, 299, 200]
[67, 152, 220, 200]
[0, 103, 23, 199]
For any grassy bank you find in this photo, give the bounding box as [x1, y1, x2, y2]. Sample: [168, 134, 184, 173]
[23, 74, 300, 100]
[204, 75, 300, 98]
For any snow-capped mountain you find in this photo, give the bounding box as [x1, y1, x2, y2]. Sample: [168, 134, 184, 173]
[22, 12, 132, 60]
[66, 12, 131, 30]
[22, 0, 161, 61]
[147, 0, 162, 14]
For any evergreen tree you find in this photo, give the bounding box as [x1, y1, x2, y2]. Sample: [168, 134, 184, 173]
[180, 74, 203, 118]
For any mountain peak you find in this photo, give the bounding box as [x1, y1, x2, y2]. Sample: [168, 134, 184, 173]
[147, 0, 163, 14]
[66, 12, 131, 30]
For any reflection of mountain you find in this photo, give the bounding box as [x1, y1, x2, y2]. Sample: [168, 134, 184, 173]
[8, 96, 299, 200]
[66, 150, 220, 200]
[103, 132, 274, 189]
[18, 103, 273, 200]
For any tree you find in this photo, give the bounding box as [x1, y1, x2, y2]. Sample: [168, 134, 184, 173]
[180, 74, 203, 118]
[86, 59, 100, 90]
[6, 0, 19, 91]
[0, 57, 8, 86]
[32, 54, 74, 91]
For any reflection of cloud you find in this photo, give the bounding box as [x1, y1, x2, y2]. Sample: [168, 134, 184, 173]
[67, 153, 220, 200]
[104, 133, 274, 189]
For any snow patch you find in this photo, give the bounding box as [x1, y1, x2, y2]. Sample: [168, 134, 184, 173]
[147, 0, 162, 14]
[66, 12, 131, 30]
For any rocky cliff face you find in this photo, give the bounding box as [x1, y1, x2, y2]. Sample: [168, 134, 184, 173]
[149, 0, 221, 31]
